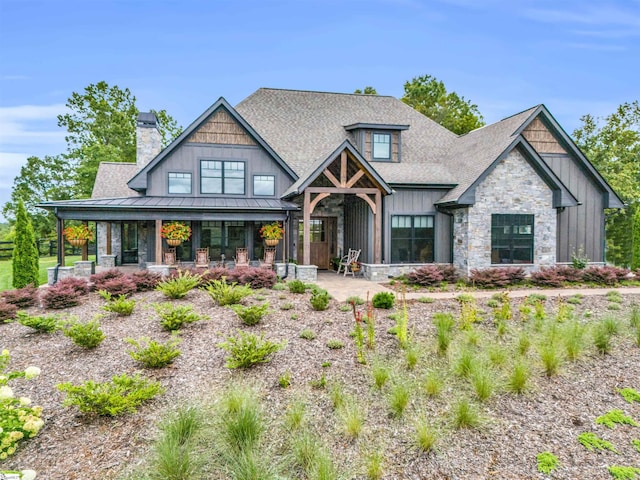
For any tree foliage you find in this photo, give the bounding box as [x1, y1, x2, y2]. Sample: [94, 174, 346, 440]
[2, 155, 74, 237]
[354, 86, 378, 95]
[13, 200, 39, 288]
[57, 81, 182, 198]
[401, 74, 484, 134]
[573, 101, 640, 268]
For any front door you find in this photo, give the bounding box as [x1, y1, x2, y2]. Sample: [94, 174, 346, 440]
[298, 217, 337, 269]
[122, 222, 138, 264]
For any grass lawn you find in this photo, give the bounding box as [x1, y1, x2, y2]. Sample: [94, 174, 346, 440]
[0, 255, 82, 291]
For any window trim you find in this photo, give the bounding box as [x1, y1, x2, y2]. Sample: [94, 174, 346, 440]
[252, 174, 276, 197]
[200, 159, 246, 195]
[372, 131, 392, 160]
[167, 172, 192, 195]
[490, 214, 535, 265]
[389, 213, 436, 263]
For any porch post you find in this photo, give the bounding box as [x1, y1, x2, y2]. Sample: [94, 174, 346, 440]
[303, 190, 311, 265]
[57, 217, 65, 266]
[81, 220, 88, 261]
[155, 219, 163, 264]
[374, 191, 382, 263]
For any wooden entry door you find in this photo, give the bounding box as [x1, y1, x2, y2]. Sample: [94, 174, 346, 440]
[298, 217, 336, 269]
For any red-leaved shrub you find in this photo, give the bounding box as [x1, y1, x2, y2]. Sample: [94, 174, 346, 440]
[96, 277, 138, 297]
[235, 267, 277, 289]
[0, 301, 18, 322]
[41, 283, 82, 309]
[56, 277, 90, 295]
[554, 265, 584, 283]
[469, 267, 525, 288]
[530, 267, 566, 288]
[438, 264, 459, 283]
[90, 269, 125, 290]
[582, 266, 629, 285]
[199, 267, 232, 286]
[128, 270, 162, 291]
[1, 285, 39, 308]
[405, 265, 443, 286]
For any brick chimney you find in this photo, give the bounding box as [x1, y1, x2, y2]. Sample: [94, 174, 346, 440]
[136, 112, 162, 170]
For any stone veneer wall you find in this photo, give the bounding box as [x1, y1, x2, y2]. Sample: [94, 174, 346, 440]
[453, 149, 556, 277]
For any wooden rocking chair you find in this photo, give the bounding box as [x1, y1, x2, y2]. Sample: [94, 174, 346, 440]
[337, 248, 361, 277]
[195, 247, 210, 268]
[163, 248, 178, 266]
[234, 247, 250, 269]
[259, 247, 277, 270]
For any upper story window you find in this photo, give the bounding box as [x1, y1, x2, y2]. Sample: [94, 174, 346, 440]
[201, 160, 245, 195]
[168, 172, 192, 194]
[491, 214, 534, 264]
[372, 133, 391, 160]
[253, 175, 275, 196]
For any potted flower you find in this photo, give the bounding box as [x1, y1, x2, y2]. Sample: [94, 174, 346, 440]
[259, 222, 284, 246]
[351, 260, 361, 273]
[62, 224, 94, 247]
[161, 222, 192, 246]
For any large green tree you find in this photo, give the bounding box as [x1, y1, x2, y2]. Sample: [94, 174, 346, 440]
[401, 75, 484, 135]
[573, 101, 640, 268]
[354, 86, 378, 95]
[12, 200, 39, 288]
[57, 81, 182, 198]
[2, 155, 74, 237]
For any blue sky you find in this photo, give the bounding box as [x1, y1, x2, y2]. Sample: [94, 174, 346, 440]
[0, 0, 638, 221]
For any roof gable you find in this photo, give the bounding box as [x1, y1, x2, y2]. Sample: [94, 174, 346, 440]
[128, 97, 297, 191]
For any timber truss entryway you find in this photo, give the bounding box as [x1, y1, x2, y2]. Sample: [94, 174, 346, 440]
[298, 142, 392, 265]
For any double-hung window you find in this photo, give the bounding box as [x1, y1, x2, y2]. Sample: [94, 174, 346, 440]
[491, 214, 534, 264]
[168, 172, 192, 194]
[390, 215, 434, 263]
[253, 175, 275, 196]
[201, 160, 245, 194]
[372, 133, 391, 160]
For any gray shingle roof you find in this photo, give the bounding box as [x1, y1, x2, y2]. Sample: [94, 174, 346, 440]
[235, 88, 458, 185]
[91, 162, 140, 198]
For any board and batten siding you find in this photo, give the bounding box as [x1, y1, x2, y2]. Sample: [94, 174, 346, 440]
[344, 196, 372, 263]
[383, 188, 452, 264]
[542, 153, 606, 263]
[145, 144, 294, 198]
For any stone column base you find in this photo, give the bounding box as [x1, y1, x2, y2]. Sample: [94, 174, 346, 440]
[74, 261, 95, 278]
[148, 264, 176, 277]
[47, 266, 74, 285]
[100, 254, 117, 268]
[295, 265, 317, 282]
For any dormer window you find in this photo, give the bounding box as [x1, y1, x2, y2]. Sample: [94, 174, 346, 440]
[372, 133, 391, 160]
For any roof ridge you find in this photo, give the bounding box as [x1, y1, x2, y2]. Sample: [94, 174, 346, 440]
[254, 87, 396, 98]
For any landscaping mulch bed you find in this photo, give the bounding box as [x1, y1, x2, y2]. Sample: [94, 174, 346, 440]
[2, 286, 640, 479]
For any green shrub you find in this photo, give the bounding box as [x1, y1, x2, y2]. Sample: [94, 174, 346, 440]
[539, 342, 563, 376]
[596, 409, 639, 429]
[101, 294, 136, 316]
[424, 371, 443, 397]
[470, 365, 497, 402]
[414, 420, 438, 452]
[12, 200, 39, 288]
[280, 302, 294, 311]
[284, 400, 306, 430]
[388, 382, 410, 418]
[536, 452, 559, 474]
[278, 370, 292, 388]
[326, 339, 344, 349]
[371, 361, 390, 390]
[577, 432, 619, 453]
[272, 282, 286, 291]
[288, 279, 306, 294]
[608, 466, 640, 480]
[219, 330, 286, 369]
[154, 303, 206, 331]
[206, 279, 253, 306]
[451, 398, 481, 429]
[364, 449, 385, 480]
[16, 311, 59, 333]
[57, 373, 164, 416]
[593, 323, 613, 354]
[126, 337, 181, 368]
[310, 289, 330, 311]
[433, 312, 455, 355]
[372, 292, 395, 309]
[633, 439, 640, 454]
[405, 344, 419, 370]
[561, 321, 586, 362]
[507, 360, 531, 394]
[617, 387, 640, 404]
[63, 318, 105, 349]
[156, 270, 201, 299]
[299, 328, 317, 340]
[346, 296, 365, 305]
[417, 296, 435, 304]
[231, 302, 270, 326]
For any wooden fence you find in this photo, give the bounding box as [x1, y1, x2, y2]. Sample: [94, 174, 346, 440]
[0, 240, 96, 260]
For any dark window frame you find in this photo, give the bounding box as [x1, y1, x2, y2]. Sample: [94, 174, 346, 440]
[252, 174, 276, 197]
[200, 160, 246, 195]
[390, 214, 435, 263]
[491, 214, 535, 264]
[167, 172, 192, 194]
[372, 132, 392, 160]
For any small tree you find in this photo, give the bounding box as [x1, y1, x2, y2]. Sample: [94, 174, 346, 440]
[12, 200, 39, 288]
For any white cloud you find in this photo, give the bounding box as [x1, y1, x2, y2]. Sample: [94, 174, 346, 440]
[0, 103, 68, 148]
[523, 4, 640, 28]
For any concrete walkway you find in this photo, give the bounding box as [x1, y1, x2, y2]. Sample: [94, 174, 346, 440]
[314, 270, 640, 303]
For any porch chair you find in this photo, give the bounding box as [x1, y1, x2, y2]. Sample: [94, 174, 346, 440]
[337, 248, 361, 277]
[163, 248, 178, 266]
[259, 247, 277, 270]
[195, 247, 210, 268]
[234, 247, 250, 269]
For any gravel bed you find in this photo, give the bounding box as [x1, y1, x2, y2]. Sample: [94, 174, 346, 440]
[1, 286, 639, 479]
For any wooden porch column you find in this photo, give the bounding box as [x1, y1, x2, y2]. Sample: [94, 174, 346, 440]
[303, 191, 311, 265]
[81, 221, 88, 261]
[57, 217, 65, 266]
[155, 219, 163, 264]
[374, 191, 382, 263]
[106, 222, 112, 255]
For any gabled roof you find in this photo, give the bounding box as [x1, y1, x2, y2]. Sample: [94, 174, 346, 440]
[282, 140, 392, 198]
[235, 88, 458, 185]
[128, 97, 298, 191]
[91, 162, 140, 198]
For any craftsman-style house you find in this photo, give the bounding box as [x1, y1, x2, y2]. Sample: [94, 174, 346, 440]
[39, 88, 623, 280]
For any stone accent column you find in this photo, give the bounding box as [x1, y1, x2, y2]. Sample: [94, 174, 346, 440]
[96, 222, 109, 265]
[296, 265, 317, 282]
